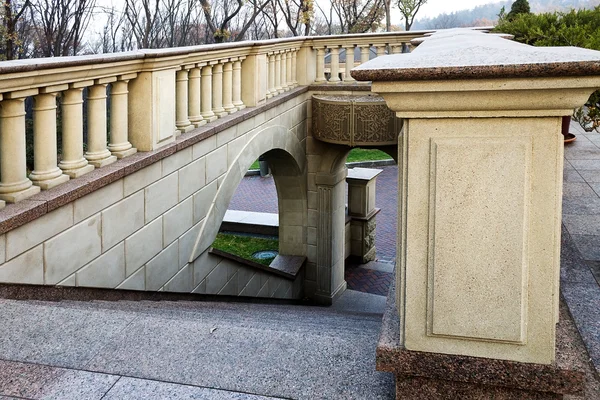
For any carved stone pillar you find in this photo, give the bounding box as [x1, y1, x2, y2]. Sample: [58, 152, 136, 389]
[343, 45, 355, 82]
[223, 60, 236, 113]
[291, 50, 298, 87]
[315, 47, 326, 83]
[281, 51, 289, 91]
[85, 83, 117, 168]
[232, 58, 245, 110]
[346, 167, 382, 263]
[188, 66, 206, 127]
[59, 87, 94, 178]
[201, 64, 217, 123]
[109, 78, 138, 158]
[275, 53, 283, 94]
[211, 62, 227, 118]
[30, 93, 69, 189]
[328, 45, 341, 83]
[0, 96, 39, 203]
[314, 169, 347, 305]
[175, 68, 193, 134]
[267, 53, 276, 98]
[351, 28, 600, 398]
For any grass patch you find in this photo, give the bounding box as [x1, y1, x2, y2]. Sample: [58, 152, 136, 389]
[346, 148, 392, 163]
[247, 148, 391, 171]
[212, 233, 279, 266]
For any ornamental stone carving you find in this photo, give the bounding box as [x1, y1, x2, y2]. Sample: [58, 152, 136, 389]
[312, 95, 400, 146]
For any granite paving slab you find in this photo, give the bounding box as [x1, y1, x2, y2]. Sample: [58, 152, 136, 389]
[103, 377, 284, 400]
[570, 234, 600, 261]
[0, 359, 118, 399]
[0, 299, 135, 368]
[0, 291, 394, 400]
[84, 300, 394, 400]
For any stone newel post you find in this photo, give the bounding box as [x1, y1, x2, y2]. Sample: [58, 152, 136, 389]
[352, 28, 600, 374]
[346, 167, 382, 263]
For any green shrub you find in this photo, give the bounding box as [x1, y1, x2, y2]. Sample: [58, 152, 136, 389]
[494, 6, 600, 132]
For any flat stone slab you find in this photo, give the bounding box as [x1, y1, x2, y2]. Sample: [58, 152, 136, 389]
[210, 248, 304, 280]
[351, 29, 600, 81]
[0, 291, 395, 399]
[347, 167, 383, 181]
[376, 281, 594, 397]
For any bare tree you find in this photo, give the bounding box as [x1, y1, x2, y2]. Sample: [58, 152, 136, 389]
[331, 0, 385, 34]
[396, 0, 428, 31]
[2, 0, 31, 60]
[29, 0, 97, 57]
[199, 0, 271, 43]
[277, 0, 313, 36]
[124, 0, 162, 49]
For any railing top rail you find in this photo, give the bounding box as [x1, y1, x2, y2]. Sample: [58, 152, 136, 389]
[352, 28, 600, 81]
[0, 30, 449, 77]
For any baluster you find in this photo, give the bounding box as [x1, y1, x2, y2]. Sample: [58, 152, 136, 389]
[85, 83, 116, 168]
[267, 53, 275, 98]
[275, 52, 283, 94]
[285, 51, 293, 89]
[315, 47, 326, 83]
[283, 51, 290, 91]
[329, 45, 341, 83]
[59, 87, 94, 178]
[291, 50, 298, 87]
[175, 68, 193, 134]
[343, 45, 355, 82]
[391, 45, 402, 54]
[358, 46, 371, 85]
[0, 95, 40, 203]
[108, 78, 137, 158]
[360, 45, 371, 65]
[30, 92, 69, 189]
[188, 66, 206, 127]
[232, 57, 245, 110]
[201, 64, 217, 123]
[223, 60, 236, 114]
[212, 61, 227, 118]
[376, 45, 386, 57]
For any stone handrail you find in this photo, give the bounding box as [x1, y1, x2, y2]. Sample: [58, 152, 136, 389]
[0, 29, 452, 207]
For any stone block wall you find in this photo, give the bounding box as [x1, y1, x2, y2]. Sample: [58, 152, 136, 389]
[0, 94, 309, 300]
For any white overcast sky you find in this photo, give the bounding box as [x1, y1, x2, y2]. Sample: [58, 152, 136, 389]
[407, 0, 501, 18]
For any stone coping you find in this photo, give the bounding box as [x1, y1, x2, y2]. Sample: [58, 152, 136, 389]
[377, 280, 587, 396]
[0, 29, 454, 75]
[0, 86, 308, 236]
[0, 282, 302, 304]
[351, 28, 600, 81]
[209, 248, 305, 280]
[347, 167, 383, 181]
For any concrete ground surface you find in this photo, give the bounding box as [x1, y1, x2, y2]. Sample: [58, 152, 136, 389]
[0, 290, 393, 400]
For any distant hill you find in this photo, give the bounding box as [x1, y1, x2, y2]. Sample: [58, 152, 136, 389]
[412, 0, 598, 30]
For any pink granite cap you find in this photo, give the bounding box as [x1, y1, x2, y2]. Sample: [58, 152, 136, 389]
[351, 28, 600, 81]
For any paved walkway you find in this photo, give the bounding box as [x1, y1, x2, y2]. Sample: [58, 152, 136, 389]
[0, 290, 393, 400]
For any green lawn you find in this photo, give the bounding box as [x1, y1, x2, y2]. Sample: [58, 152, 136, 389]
[248, 148, 391, 170]
[212, 233, 279, 266]
[346, 148, 392, 163]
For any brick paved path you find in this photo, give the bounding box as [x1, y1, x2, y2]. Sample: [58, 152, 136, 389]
[229, 166, 398, 261]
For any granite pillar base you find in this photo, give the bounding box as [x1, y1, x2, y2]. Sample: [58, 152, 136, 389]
[378, 282, 586, 399]
[395, 376, 561, 399]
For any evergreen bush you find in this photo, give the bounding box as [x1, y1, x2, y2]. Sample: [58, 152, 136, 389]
[495, 6, 600, 132]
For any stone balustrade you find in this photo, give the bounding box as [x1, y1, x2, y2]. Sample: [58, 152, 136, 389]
[0, 30, 456, 206]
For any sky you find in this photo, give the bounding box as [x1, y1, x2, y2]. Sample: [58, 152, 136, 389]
[412, 0, 500, 18]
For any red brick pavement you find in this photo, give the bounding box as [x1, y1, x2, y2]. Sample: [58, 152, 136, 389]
[344, 264, 393, 296]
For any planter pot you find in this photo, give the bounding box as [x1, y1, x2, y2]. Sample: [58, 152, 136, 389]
[562, 116, 576, 144]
